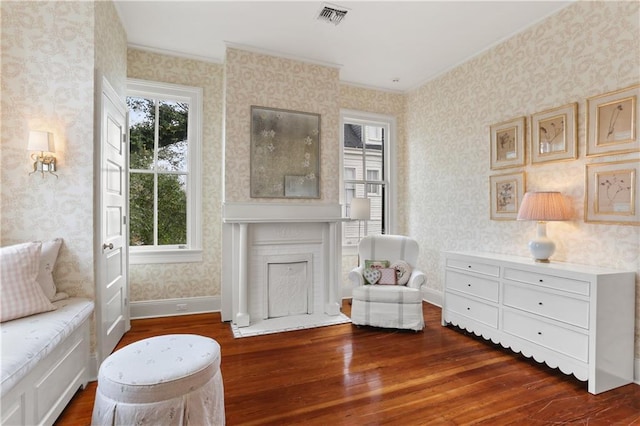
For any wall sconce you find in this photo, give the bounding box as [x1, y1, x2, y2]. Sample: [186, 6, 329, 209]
[27, 130, 57, 178]
[517, 191, 571, 262]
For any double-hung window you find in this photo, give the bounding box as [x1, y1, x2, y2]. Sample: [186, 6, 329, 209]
[341, 110, 396, 250]
[127, 79, 203, 264]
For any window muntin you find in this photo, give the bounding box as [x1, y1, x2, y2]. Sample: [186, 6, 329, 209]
[342, 117, 390, 248]
[127, 79, 202, 264]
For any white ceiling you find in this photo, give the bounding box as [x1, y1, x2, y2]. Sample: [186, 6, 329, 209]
[113, 1, 573, 92]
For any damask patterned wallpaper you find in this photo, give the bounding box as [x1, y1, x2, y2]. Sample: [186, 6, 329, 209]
[405, 1, 640, 355]
[1, 0, 127, 352]
[224, 48, 340, 203]
[95, 1, 127, 99]
[2, 1, 95, 298]
[127, 49, 224, 301]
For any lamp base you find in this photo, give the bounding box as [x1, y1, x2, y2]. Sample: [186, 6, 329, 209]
[527, 221, 556, 263]
[528, 239, 555, 262]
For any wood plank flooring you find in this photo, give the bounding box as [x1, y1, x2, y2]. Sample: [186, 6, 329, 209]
[56, 301, 640, 425]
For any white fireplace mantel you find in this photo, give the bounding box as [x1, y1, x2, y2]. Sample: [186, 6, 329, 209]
[221, 202, 345, 327]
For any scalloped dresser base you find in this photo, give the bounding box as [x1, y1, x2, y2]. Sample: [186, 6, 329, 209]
[442, 251, 635, 395]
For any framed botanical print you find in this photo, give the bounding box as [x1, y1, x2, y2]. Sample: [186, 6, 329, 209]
[585, 159, 639, 225]
[490, 172, 525, 220]
[531, 103, 578, 164]
[586, 84, 639, 157]
[490, 116, 526, 170]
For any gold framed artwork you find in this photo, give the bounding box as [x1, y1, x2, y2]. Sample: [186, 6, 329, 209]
[490, 116, 526, 170]
[250, 106, 321, 198]
[586, 84, 639, 157]
[585, 159, 639, 225]
[490, 172, 525, 220]
[531, 102, 578, 164]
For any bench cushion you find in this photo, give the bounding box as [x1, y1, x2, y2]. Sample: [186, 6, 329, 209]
[0, 297, 94, 396]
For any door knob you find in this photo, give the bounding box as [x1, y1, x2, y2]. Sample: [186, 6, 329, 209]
[103, 242, 114, 250]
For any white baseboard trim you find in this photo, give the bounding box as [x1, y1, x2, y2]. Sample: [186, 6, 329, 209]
[130, 296, 221, 319]
[422, 287, 442, 307]
[89, 353, 98, 382]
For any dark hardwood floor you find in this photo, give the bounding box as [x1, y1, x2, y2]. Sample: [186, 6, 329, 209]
[56, 301, 640, 425]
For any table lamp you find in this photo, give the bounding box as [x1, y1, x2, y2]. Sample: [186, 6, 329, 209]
[517, 191, 570, 262]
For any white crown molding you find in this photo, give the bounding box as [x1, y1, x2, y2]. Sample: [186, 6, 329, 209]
[128, 43, 223, 64]
[224, 42, 342, 70]
[339, 80, 404, 95]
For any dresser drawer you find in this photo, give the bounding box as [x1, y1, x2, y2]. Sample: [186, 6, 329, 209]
[446, 270, 499, 302]
[504, 268, 590, 296]
[503, 283, 589, 329]
[446, 258, 500, 277]
[503, 309, 588, 362]
[445, 292, 498, 329]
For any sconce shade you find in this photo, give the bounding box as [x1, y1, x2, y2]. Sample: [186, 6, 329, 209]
[27, 131, 55, 153]
[350, 197, 371, 220]
[517, 192, 570, 222]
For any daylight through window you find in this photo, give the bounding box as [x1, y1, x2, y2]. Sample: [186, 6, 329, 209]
[127, 79, 202, 263]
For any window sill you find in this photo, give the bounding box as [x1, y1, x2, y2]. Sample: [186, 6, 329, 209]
[130, 249, 203, 265]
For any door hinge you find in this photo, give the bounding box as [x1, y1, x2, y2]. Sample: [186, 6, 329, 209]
[122, 133, 128, 144]
[124, 297, 128, 306]
[123, 216, 127, 225]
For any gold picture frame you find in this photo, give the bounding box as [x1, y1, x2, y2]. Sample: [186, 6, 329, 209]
[531, 102, 577, 164]
[490, 172, 525, 220]
[490, 116, 526, 170]
[586, 84, 639, 157]
[585, 159, 639, 225]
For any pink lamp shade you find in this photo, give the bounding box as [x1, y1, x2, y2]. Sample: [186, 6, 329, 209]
[517, 191, 570, 221]
[517, 191, 570, 263]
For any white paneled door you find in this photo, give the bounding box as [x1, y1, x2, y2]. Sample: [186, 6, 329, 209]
[96, 77, 130, 365]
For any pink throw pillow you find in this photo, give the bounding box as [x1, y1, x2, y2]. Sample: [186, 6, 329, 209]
[1, 242, 56, 322]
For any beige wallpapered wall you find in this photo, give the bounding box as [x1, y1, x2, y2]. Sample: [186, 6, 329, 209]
[127, 49, 225, 301]
[2, 1, 95, 297]
[224, 48, 341, 203]
[1, 0, 127, 352]
[405, 1, 640, 355]
[95, 1, 128, 100]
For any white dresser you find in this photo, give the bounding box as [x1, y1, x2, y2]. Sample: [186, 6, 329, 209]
[442, 251, 636, 394]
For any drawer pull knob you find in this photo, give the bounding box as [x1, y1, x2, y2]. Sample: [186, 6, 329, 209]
[467, 283, 471, 287]
[537, 331, 542, 335]
[538, 302, 543, 306]
[539, 279, 544, 283]
[467, 307, 471, 310]
[468, 265, 472, 269]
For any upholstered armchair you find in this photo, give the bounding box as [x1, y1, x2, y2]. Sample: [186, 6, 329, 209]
[349, 235, 426, 331]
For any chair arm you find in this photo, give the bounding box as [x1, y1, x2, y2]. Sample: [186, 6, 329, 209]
[348, 266, 365, 287]
[406, 269, 426, 290]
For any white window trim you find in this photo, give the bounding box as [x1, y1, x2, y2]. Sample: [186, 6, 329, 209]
[127, 79, 203, 264]
[340, 109, 397, 255]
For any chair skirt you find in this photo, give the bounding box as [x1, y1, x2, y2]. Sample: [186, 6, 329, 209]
[351, 286, 424, 331]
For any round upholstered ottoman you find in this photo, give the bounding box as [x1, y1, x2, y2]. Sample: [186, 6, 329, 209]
[91, 334, 224, 426]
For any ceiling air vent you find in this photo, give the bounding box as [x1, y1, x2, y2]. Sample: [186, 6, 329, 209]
[317, 3, 348, 25]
